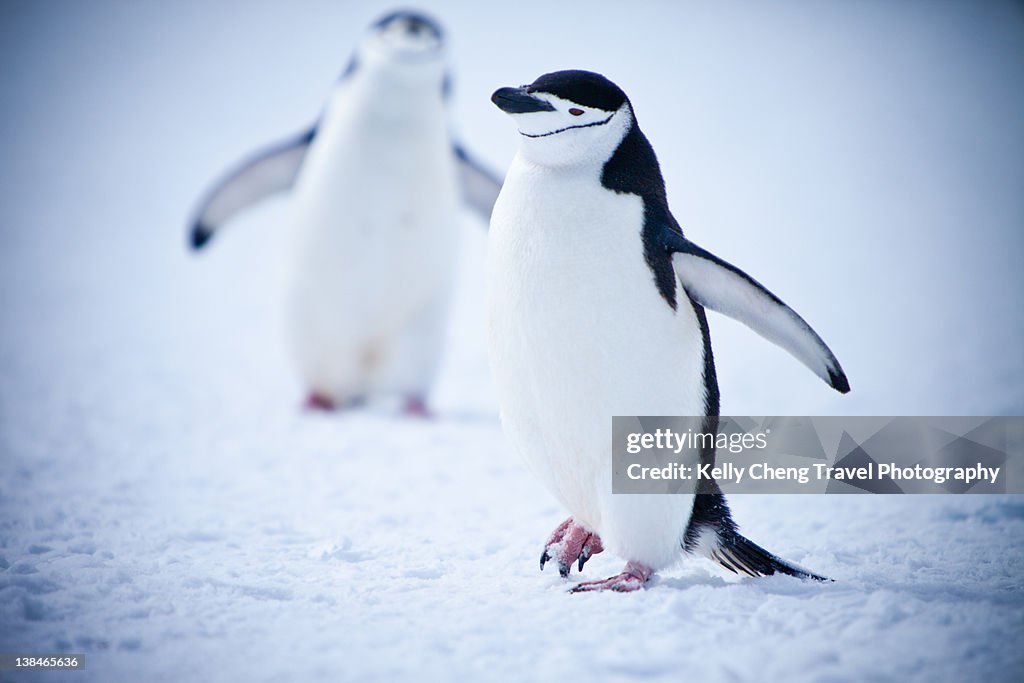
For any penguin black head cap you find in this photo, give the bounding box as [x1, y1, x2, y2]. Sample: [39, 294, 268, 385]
[526, 70, 629, 112]
[373, 9, 444, 41]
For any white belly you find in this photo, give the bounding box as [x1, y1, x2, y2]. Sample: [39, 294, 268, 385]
[486, 159, 707, 569]
[286, 79, 459, 401]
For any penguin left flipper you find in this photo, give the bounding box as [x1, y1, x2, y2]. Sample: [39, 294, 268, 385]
[662, 227, 850, 393]
[189, 126, 317, 249]
[453, 142, 503, 221]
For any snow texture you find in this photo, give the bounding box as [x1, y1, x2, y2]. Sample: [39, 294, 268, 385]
[1, 1, 1023, 681]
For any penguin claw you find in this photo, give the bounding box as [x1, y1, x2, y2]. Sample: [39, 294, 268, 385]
[569, 562, 653, 593]
[577, 532, 603, 572]
[578, 545, 592, 572]
[539, 517, 603, 577]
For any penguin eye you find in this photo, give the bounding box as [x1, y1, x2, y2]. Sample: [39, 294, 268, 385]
[568, 108, 584, 116]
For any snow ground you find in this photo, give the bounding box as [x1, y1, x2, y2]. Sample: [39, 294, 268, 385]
[2, 1, 1023, 682]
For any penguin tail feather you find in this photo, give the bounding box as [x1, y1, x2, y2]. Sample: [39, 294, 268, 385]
[709, 532, 831, 582]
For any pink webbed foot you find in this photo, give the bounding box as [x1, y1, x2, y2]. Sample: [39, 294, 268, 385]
[569, 561, 653, 593]
[402, 396, 432, 419]
[539, 517, 604, 578]
[303, 392, 368, 412]
[304, 392, 337, 411]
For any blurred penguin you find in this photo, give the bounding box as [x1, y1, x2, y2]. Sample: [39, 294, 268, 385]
[189, 10, 501, 415]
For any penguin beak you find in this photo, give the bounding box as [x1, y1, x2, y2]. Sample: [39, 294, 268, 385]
[491, 87, 556, 114]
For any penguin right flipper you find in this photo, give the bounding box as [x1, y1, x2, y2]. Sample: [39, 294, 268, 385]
[453, 142, 503, 222]
[189, 126, 316, 249]
[663, 228, 850, 394]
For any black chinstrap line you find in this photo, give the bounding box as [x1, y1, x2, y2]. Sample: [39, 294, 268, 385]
[519, 112, 614, 138]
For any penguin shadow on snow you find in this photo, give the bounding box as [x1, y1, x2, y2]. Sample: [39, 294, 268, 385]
[655, 572, 815, 595]
[548, 560, 831, 597]
[186, 10, 502, 418]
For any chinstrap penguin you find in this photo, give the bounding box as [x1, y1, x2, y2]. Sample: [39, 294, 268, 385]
[487, 70, 849, 592]
[189, 10, 502, 415]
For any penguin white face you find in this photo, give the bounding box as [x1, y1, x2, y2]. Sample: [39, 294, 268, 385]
[492, 70, 633, 168]
[363, 11, 444, 64]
